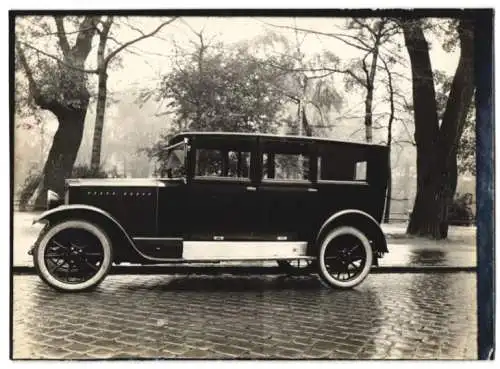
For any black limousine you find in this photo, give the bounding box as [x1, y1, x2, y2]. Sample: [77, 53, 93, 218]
[30, 132, 390, 292]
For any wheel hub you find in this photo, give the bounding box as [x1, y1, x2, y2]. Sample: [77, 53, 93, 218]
[43, 229, 104, 284]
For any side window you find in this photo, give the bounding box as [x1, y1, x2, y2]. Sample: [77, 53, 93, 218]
[318, 155, 367, 182]
[195, 148, 250, 179]
[196, 149, 223, 177]
[263, 152, 310, 181]
[228, 150, 251, 178]
[354, 161, 367, 181]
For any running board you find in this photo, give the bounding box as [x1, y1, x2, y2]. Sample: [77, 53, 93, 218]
[182, 241, 308, 261]
[132, 238, 309, 261]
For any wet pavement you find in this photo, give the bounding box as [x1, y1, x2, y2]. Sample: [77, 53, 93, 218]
[11, 212, 478, 360]
[12, 272, 477, 360]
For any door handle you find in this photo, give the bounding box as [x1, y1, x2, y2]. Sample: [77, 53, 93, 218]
[308, 188, 318, 192]
[246, 186, 257, 191]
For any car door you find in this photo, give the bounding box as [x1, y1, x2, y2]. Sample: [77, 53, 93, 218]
[186, 136, 258, 241]
[256, 138, 318, 242]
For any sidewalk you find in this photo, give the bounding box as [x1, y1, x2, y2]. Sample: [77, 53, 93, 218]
[12, 211, 476, 271]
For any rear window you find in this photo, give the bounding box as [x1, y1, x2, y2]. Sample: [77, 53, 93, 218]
[318, 156, 367, 182]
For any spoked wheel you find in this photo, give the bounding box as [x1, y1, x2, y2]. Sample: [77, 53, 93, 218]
[317, 226, 373, 289]
[33, 220, 112, 292]
[277, 259, 316, 275]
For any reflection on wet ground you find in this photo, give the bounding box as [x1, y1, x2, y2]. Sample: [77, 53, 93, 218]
[379, 243, 476, 268]
[13, 273, 477, 359]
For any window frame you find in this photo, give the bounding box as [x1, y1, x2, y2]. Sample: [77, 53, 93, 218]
[189, 138, 256, 183]
[316, 144, 370, 185]
[258, 138, 315, 185]
[160, 138, 188, 181]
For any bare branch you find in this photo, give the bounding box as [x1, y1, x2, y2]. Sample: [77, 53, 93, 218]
[97, 17, 113, 69]
[361, 52, 370, 84]
[30, 25, 97, 38]
[104, 17, 177, 66]
[53, 17, 70, 57]
[15, 41, 61, 112]
[380, 55, 395, 146]
[393, 139, 417, 146]
[394, 117, 416, 144]
[18, 41, 99, 73]
[263, 62, 367, 88]
[258, 19, 373, 52]
[71, 16, 100, 60]
[15, 42, 38, 98]
[122, 19, 146, 36]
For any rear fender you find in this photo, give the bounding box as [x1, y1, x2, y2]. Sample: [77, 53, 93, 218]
[315, 209, 388, 256]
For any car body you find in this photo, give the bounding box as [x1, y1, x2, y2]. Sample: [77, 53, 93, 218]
[31, 132, 390, 291]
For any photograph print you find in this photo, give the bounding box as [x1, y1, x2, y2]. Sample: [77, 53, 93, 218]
[11, 9, 494, 360]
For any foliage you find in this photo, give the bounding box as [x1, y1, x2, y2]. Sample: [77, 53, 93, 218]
[145, 39, 291, 170]
[448, 192, 474, 225]
[155, 44, 287, 134]
[17, 167, 42, 211]
[457, 105, 476, 175]
[249, 30, 343, 130]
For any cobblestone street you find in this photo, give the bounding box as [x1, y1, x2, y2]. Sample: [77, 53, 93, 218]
[13, 272, 477, 360]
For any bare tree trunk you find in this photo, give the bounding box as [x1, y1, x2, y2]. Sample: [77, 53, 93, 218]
[364, 87, 373, 143]
[301, 107, 312, 136]
[403, 19, 474, 239]
[90, 17, 112, 172]
[384, 160, 392, 223]
[90, 70, 108, 171]
[363, 37, 380, 143]
[34, 106, 87, 208]
[382, 57, 394, 224]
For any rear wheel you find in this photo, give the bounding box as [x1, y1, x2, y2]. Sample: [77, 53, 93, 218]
[33, 220, 112, 292]
[317, 226, 372, 289]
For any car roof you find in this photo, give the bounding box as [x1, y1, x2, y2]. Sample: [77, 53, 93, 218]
[170, 131, 387, 149]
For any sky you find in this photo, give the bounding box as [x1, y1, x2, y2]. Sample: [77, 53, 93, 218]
[109, 16, 460, 91]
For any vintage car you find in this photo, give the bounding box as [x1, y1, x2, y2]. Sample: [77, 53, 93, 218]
[30, 132, 389, 292]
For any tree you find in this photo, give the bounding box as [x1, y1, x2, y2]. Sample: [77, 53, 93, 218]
[16, 16, 100, 207]
[247, 28, 343, 138]
[380, 56, 396, 223]
[89, 16, 177, 171]
[434, 70, 476, 176]
[146, 31, 289, 171]
[262, 19, 401, 142]
[402, 18, 474, 238]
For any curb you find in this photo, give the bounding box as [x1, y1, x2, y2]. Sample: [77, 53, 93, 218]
[12, 265, 477, 276]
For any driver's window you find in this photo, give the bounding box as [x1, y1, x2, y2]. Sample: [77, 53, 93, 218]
[165, 144, 186, 178]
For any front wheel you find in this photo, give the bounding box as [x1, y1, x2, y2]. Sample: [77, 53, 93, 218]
[317, 226, 373, 289]
[33, 220, 113, 292]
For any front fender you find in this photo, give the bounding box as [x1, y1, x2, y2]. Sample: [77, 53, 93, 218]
[32, 204, 142, 262]
[33, 204, 117, 225]
[316, 209, 388, 254]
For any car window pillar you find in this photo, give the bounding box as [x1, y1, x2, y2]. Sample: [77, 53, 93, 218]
[221, 149, 229, 177]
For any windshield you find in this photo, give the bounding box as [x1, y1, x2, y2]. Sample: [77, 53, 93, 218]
[164, 141, 186, 178]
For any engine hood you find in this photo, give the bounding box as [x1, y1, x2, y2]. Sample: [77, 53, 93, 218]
[65, 178, 167, 188]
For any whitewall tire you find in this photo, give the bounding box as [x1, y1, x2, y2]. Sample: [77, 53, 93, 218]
[317, 226, 373, 289]
[33, 220, 112, 292]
